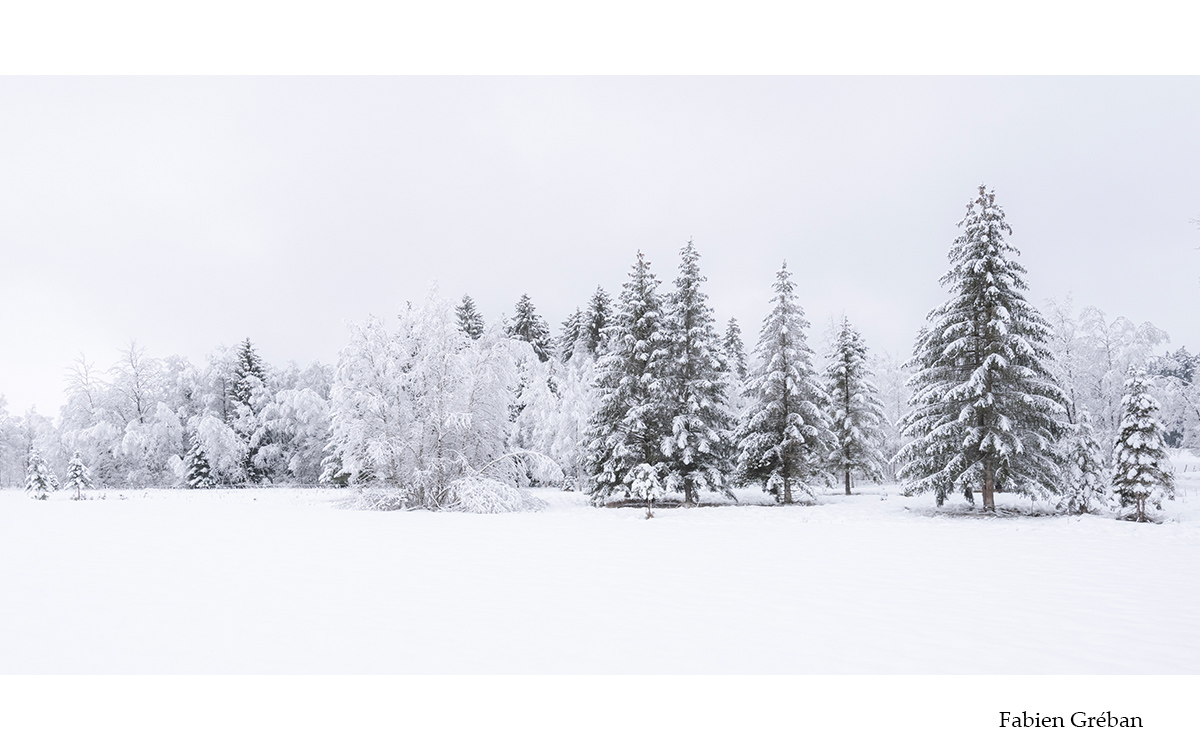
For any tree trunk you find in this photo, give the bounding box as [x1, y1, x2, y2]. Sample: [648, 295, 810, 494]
[844, 469, 851, 496]
[982, 466, 996, 512]
[683, 475, 695, 507]
[783, 476, 793, 505]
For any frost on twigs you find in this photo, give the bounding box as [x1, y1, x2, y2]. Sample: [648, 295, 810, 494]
[349, 451, 556, 513]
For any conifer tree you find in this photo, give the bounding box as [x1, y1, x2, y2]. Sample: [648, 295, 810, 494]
[507, 294, 553, 362]
[231, 338, 267, 410]
[231, 338, 269, 483]
[587, 252, 671, 503]
[898, 185, 1067, 511]
[824, 316, 887, 495]
[1110, 369, 1173, 522]
[24, 449, 57, 500]
[661, 240, 733, 505]
[736, 262, 832, 504]
[64, 450, 91, 500]
[724, 318, 748, 381]
[558, 307, 584, 361]
[581, 286, 612, 356]
[184, 433, 215, 489]
[1061, 411, 1107, 514]
[456, 294, 485, 340]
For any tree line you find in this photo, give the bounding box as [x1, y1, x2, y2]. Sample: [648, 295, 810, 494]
[6, 186, 1187, 520]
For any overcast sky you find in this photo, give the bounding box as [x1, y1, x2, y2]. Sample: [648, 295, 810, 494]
[1, 76, 1198, 415]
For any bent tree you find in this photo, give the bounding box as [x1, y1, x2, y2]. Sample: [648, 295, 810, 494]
[898, 185, 1066, 511]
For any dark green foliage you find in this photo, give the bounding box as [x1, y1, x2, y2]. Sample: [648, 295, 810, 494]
[456, 294, 485, 340]
[661, 240, 733, 505]
[735, 262, 832, 504]
[559, 307, 584, 361]
[1111, 369, 1174, 522]
[897, 185, 1067, 510]
[587, 252, 671, 502]
[507, 294, 553, 362]
[724, 317, 747, 382]
[824, 316, 887, 494]
[184, 433, 215, 489]
[581, 286, 612, 357]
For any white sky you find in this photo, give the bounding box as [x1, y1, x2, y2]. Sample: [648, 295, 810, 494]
[1, 76, 1198, 415]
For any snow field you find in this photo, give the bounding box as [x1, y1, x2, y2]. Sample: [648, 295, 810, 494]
[1, 485, 1197, 674]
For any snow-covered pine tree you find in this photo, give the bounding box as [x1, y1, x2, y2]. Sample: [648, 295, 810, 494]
[507, 294, 553, 362]
[230, 338, 270, 483]
[456, 294, 485, 340]
[897, 185, 1067, 511]
[723, 318, 748, 381]
[580, 286, 612, 357]
[1110, 369, 1174, 522]
[587, 251, 671, 504]
[736, 261, 832, 504]
[184, 432, 215, 489]
[231, 338, 267, 410]
[558, 307, 584, 362]
[661, 240, 732, 505]
[64, 450, 91, 500]
[1060, 411, 1107, 514]
[824, 316, 887, 495]
[24, 449, 57, 500]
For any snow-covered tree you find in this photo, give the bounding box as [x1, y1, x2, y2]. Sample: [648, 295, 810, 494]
[64, 450, 91, 500]
[230, 338, 271, 483]
[511, 352, 599, 491]
[723, 318, 748, 382]
[897, 185, 1067, 511]
[507, 294, 553, 362]
[661, 240, 733, 505]
[580, 286, 612, 357]
[873, 350, 911, 482]
[1110, 369, 1174, 522]
[824, 316, 887, 494]
[25, 449, 57, 500]
[1060, 411, 1107, 514]
[326, 290, 553, 512]
[183, 432, 215, 489]
[736, 261, 832, 504]
[558, 307, 584, 362]
[456, 294, 485, 340]
[193, 414, 248, 483]
[630, 462, 664, 519]
[253, 387, 331, 483]
[587, 251, 671, 504]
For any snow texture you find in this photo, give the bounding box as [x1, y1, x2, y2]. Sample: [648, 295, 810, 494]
[2, 483, 1198, 673]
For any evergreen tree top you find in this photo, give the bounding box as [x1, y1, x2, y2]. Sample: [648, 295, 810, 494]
[456, 294, 485, 340]
[507, 294, 552, 361]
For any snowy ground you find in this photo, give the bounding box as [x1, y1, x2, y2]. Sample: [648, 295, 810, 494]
[2, 477, 1198, 674]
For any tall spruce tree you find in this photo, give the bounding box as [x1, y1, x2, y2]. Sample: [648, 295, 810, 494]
[661, 240, 733, 505]
[586, 252, 671, 503]
[898, 185, 1067, 511]
[24, 449, 57, 500]
[231, 338, 269, 483]
[724, 318, 748, 381]
[581, 286, 612, 356]
[456, 294, 485, 340]
[507, 294, 553, 362]
[1110, 369, 1173, 522]
[736, 262, 832, 504]
[824, 316, 887, 495]
[64, 450, 91, 500]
